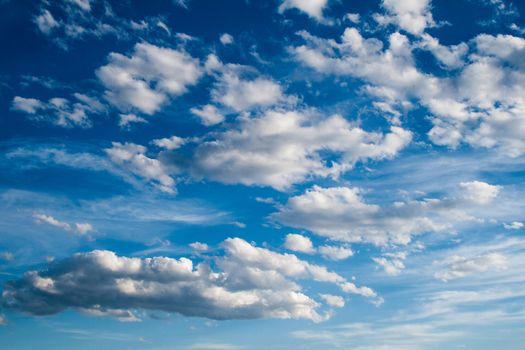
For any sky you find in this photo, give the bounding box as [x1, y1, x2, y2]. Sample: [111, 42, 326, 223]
[1, 0, 525, 349]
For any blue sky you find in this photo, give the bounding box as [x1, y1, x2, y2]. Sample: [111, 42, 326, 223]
[1, 0, 525, 349]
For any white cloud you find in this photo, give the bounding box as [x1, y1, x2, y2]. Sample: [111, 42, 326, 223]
[211, 71, 284, 112]
[271, 185, 478, 246]
[460, 181, 501, 204]
[503, 221, 524, 230]
[319, 294, 345, 308]
[0, 314, 6, 326]
[434, 253, 508, 281]
[278, 0, 328, 21]
[105, 142, 176, 193]
[11, 96, 44, 114]
[186, 110, 411, 190]
[319, 245, 354, 261]
[2, 238, 378, 322]
[293, 28, 525, 157]
[189, 242, 209, 251]
[96, 43, 202, 115]
[75, 223, 93, 235]
[284, 234, 315, 254]
[33, 213, 94, 235]
[34, 10, 60, 35]
[119, 113, 148, 129]
[11, 96, 93, 128]
[33, 213, 72, 232]
[152, 135, 186, 150]
[373, 252, 407, 276]
[377, 0, 435, 35]
[220, 33, 234, 45]
[190, 105, 225, 126]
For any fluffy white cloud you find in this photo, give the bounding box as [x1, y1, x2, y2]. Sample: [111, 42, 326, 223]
[460, 181, 501, 205]
[377, 0, 435, 35]
[97, 43, 202, 115]
[319, 245, 354, 261]
[211, 72, 284, 112]
[119, 113, 148, 129]
[319, 294, 345, 308]
[189, 242, 209, 251]
[152, 135, 186, 150]
[2, 238, 378, 322]
[271, 184, 487, 246]
[293, 28, 525, 157]
[11, 96, 94, 128]
[105, 142, 176, 193]
[434, 253, 508, 281]
[190, 105, 225, 126]
[278, 0, 328, 20]
[186, 110, 411, 190]
[284, 234, 315, 254]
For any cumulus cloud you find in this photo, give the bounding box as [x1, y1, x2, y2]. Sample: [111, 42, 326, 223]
[460, 181, 501, 204]
[11, 95, 95, 128]
[292, 27, 525, 157]
[284, 234, 315, 254]
[211, 71, 285, 112]
[270, 184, 493, 246]
[190, 105, 225, 126]
[152, 135, 186, 150]
[278, 0, 328, 21]
[97, 42, 202, 115]
[319, 294, 345, 308]
[376, 0, 435, 35]
[105, 142, 176, 193]
[183, 110, 411, 190]
[434, 253, 508, 281]
[2, 238, 378, 322]
[319, 245, 354, 261]
[119, 113, 148, 129]
[189, 242, 209, 251]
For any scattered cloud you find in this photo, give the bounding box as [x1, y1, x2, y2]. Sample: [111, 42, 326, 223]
[97, 43, 202, 115]
[284, 234, 315, 254]
[2, 238, 379, 322]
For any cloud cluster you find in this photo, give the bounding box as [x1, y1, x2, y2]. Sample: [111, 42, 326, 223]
[434, 253, 508, 281]
[278, 0, 328, 21]
[97, 43, 202, 115]
[33, 213, 93, 235]
[271, 182, 499, 246]
[105, 142, 176, 193]
[11, 94, 101, 128]
[292, 27, 525, 157]
[2, 238, 378, 322]
[184, 110, 411, 190]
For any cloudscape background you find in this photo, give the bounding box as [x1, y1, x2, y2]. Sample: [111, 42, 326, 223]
[1, 0, 525, 349]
